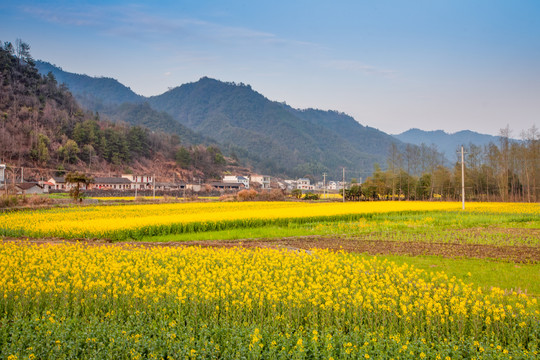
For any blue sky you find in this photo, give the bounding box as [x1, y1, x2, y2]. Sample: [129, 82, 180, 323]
[1, 0, 539, 136]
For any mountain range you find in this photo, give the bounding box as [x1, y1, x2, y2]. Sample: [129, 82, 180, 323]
[392, 128, 505, 163]
[36, 61, 506, 178]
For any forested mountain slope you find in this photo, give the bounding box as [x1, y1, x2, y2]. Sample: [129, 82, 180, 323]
[36, 61, 407, 177]
[148, 77, 404, 177]
[1, 42, 229, 181]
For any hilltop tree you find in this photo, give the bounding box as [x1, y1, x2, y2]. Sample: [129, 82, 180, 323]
[15, 39, 32, 66]
[3, 41, 14, 55]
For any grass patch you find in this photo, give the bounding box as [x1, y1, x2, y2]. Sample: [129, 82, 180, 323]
[140, 223, 319, 242]
[141, 211, 539, 247]
[45, 193, 71, 199]
[357, 253, 540, 297]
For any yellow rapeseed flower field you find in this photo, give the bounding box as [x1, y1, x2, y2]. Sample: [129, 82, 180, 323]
[0, 242, 537, 359]
[0, 201, 537, 240]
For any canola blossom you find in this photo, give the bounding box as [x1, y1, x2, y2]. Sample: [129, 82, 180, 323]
[0, 201, 537, 240]
[0, 242, 538, 359]
[91, 196, 220, 201]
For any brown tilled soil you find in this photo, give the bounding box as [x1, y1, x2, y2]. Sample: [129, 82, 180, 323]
[3, 235, 539, 263]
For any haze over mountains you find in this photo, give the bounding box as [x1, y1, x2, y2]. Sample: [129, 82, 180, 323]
[36, 60, 505, 178]
[35, 61, 144, 106]
[393, 129, 505, 163]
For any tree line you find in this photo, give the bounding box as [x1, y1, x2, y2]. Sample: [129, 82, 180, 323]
[357, 126, 539, 202]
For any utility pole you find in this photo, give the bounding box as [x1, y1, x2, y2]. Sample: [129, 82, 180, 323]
[173, 172, 177, 199]
[183, 180, 187, 201]
[342, 167, 345, 203]
[323, 172, 327, 199]
[0, 164, 5, 196]
[461, 146, 465, 210]
[153, 173, 156, 200]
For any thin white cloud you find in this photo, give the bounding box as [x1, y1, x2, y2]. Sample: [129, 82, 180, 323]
[20, 6, 104, 27]
[326, 59, 396, 77]
[21, 3, 319, 50]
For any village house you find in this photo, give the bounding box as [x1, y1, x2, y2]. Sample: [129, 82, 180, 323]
[276, 181, 288, 190]
[223, 175, 249, 189]
[210, 181, 244, 190]
[154, 182, 186, 191]
[296, 178, 314, 191]
[250, 174, 271, 189]
[39, 180, 54, 192]
[91, 177, 132, 190]
[185, 183, 202, 192]
[121, 174, 154, 190]
[327, 181, 339, 190]
[15, 182, 47, 195]
[283, 180, 297, 191]
[48, 176, 71, 190]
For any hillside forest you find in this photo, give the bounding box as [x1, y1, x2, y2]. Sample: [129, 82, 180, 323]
[0, 40, 231, 182]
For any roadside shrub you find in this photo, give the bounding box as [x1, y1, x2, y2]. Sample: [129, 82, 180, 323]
[291, 189, 302, 199]
[258, 189, 285, 201]
[0, 195, 21, 208]
[303, 192, 320, 200]
[237, 189, 258, 201]
[26, 195, 53, 206]
[219, 194, 236, 202]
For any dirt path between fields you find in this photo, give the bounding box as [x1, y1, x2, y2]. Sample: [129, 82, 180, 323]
[3, 236, 539, 263]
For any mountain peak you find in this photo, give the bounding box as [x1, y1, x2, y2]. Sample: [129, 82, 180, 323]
[34, 61, 407, 177]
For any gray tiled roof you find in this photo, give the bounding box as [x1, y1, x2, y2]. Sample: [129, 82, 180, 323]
[16, 182, 43, 190]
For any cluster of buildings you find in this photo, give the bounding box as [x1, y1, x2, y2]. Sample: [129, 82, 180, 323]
[214, 175, 271, 190]
[48, 174, 159, 191]
[2, 173, 275, 195]
[219, 176, 347, 192]
[281, 178, 348, 192]
[1, 174, 164, 195]
[1, 166, 348, 195]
